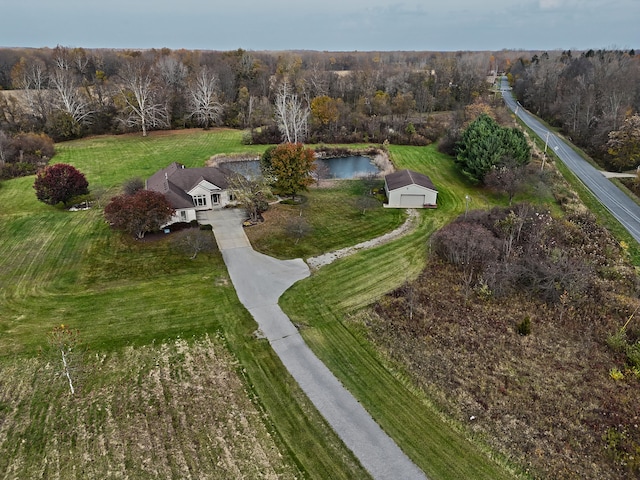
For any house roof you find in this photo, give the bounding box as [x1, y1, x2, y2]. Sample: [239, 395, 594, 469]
[385, 169, 437, 192]
[146, 162, 232, 209]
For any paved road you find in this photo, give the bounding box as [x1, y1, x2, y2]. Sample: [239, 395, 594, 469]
[500, 77, 640, 243]
[204, 209, 427, 480]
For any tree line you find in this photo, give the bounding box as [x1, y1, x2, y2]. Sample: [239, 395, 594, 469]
[2, 46, 638, 175]
[0, 46, 501, 146]
[509, 49, 640, 170]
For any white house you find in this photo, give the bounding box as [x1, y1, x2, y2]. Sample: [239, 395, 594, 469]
[384, 169, 438, 208]
[146, 162, 235, 224]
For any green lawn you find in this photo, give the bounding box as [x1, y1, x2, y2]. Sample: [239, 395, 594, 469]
[0, 132, 524, 479]
[280, 144, 520, 479]
[247, 180, 407, 259]
[0, 129, 369, 479]
[54, 128, 266, 189]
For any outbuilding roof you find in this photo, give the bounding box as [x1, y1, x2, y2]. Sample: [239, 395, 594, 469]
[385, 169, 437, 191]
[146, 162, 233, 209]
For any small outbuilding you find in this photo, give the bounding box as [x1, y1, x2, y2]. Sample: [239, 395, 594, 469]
[384, 169, 438, 208]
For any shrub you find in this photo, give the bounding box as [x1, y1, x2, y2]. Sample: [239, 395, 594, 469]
[199, 224, 213, 231]
[607, 328, 628, 354]
[0, 162, 38, 180]
[34, 163, 89, 207]
[122, 177, 144, 196]
[608, 368, 625, 381]
[626, 342, 640, 369]
[167, 222, 191, 232]
[516, 316, 531, 336]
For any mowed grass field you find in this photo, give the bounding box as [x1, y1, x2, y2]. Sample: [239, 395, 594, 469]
[245, 180, 407, 259]
[0, 129, 520, 479]
[280, 144, 521, 479]
[0, 129, 369, 479]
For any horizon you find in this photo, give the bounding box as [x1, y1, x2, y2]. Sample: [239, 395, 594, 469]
[3, 1, 638, 53]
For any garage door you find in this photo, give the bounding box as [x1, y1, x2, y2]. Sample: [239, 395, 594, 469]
[400, 194, 425, 207]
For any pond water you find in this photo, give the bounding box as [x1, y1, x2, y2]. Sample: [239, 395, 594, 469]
[319, 156, 379, 179]
[222, 155, 379, 180]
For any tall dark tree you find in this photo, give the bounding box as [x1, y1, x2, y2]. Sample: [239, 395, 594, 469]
[455, 114, 530, 184]
[33, 163, 89, 207]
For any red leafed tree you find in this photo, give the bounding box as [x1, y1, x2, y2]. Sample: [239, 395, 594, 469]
[33, 163, 89, 206]
[104, 190, 174, 239]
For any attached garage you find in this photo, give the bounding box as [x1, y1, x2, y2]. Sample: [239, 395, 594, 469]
[384, 170, 438, 209]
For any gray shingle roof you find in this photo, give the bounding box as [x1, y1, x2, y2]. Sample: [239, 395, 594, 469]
[146, 162, 232, 209]
[385, 169, 437, 191]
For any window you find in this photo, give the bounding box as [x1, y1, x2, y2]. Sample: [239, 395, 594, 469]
[180, 211, 187, 221]
[211, 193, 220, 204]
[193, 194, 207, 207]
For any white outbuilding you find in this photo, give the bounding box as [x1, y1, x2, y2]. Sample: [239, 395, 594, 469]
[384, 169, 438, 208]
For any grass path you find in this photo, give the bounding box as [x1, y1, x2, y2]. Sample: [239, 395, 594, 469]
[280, 144, 518, 479]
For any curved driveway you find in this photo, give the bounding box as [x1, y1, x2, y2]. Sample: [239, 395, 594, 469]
[500, 77, 640, 242]
[206, 209, 426, 480]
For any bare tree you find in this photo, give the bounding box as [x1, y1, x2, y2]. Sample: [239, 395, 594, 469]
[274, 80, 309, 143]
[484, 158, 526, 205]
[122, 177, 144, 196]
[187, 68, 223, 129]
[314, 160, 331, 186]
[354, 195, 379, 215]
[49, 67, 94, 124]
[0, 130, 13, 166]
[173, 229, 217, 259]
[14, 58, 51, 125]
[228, 172, 271, 222]
[156, 56, 188, 91]
[117, 59, 168, 136]
[46, 324, 84, 395]
[285, 213, 312, 245]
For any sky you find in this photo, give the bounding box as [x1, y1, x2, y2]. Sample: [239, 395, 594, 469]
[0, 0, 638, 52]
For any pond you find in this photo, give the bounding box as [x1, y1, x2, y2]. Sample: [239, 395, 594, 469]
[222, 156, 379, 180]
[319, 156, 379, 179]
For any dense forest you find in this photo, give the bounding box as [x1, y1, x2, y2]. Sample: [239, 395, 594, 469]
[0, 47, 638, 178]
